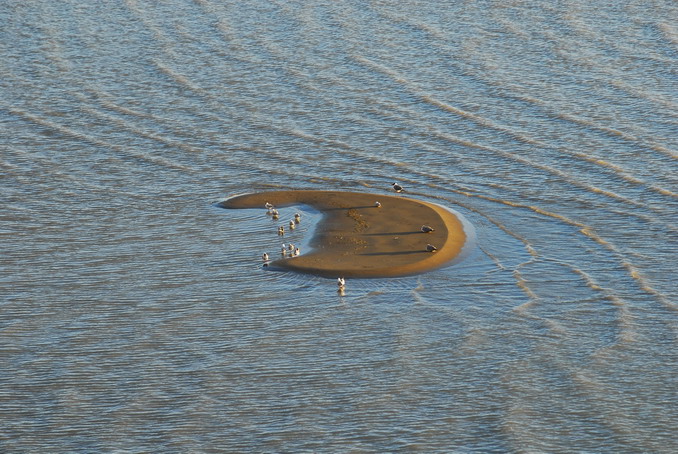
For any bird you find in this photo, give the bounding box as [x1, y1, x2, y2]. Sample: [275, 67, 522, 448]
[375, 201, 381, 208]
[281, 244, 287, 256]
[337, 277, 346, 289]
[289, 220, 296, 230]
[421, 225, 435, 233]
[391, 182, 404, 193]
[426, 244, 438, 252]
[278, 226, 285, 235]
[293, 247, 300, 256]
[294, 213, 301, 224]
[272, 209, 279, 220]
[262, 252, 269, 261]
[287, 243, 295, 251]
[265, 202, 274, 210]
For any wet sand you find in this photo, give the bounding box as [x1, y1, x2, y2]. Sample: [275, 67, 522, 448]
[219, 190, 467, 278]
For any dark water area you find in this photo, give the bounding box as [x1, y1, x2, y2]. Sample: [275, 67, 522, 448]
[1, 1, 677, 452]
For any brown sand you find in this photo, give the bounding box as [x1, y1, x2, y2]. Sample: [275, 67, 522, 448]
[219, 190, 467, 278]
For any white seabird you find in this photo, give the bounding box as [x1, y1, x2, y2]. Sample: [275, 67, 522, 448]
[337, 277, 346, 296]
[375, 201, 381, 208]
[391, 182, 404, 193]
[426, 244, 438, 252]
[421, 225, 435, 233]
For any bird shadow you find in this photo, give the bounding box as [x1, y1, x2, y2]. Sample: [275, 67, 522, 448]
[362, 231, 422, 236]
[324, 205, 382, 211]
[359, 250, 426, 256]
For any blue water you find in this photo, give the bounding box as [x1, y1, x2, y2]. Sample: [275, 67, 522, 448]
[1, 1, 676, 452]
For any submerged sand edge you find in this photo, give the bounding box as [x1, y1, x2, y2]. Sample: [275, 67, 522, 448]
[220, 190, 469, 278]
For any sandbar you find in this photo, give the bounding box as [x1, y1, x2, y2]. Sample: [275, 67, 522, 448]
[219, 190, 468, 278]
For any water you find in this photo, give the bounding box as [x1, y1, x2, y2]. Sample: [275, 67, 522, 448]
[1, 0, 676, 452]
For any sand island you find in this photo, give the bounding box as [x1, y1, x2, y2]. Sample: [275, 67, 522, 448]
[219, 190, 469, 278]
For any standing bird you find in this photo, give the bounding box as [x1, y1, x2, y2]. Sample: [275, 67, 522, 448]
[426, 244, 438, 252]
[272, 209, 280, 220]
[287, 243, 295, 252]
[293, 247, 300, 256]
[294, 213, 301, 224]
[421, 225, 435, 233]
[281, 244, 287, 257]
[289, 220, 296, 230]
[391, 182, 404, 193]
[278, 226, 285, 235]
[375, 201, 381, 208]
[337, 277, 346, 292]
[262, 252, 269, 262]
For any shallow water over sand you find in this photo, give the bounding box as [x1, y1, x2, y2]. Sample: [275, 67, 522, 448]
[2, 1, 677, 452]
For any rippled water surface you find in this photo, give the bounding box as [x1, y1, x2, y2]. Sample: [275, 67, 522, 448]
[2, 1, 677, 452]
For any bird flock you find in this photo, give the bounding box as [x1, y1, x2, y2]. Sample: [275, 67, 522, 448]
[392, 182, 438, 254]
[263, 202, 302, 264]
[258, 183, 438, 294]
